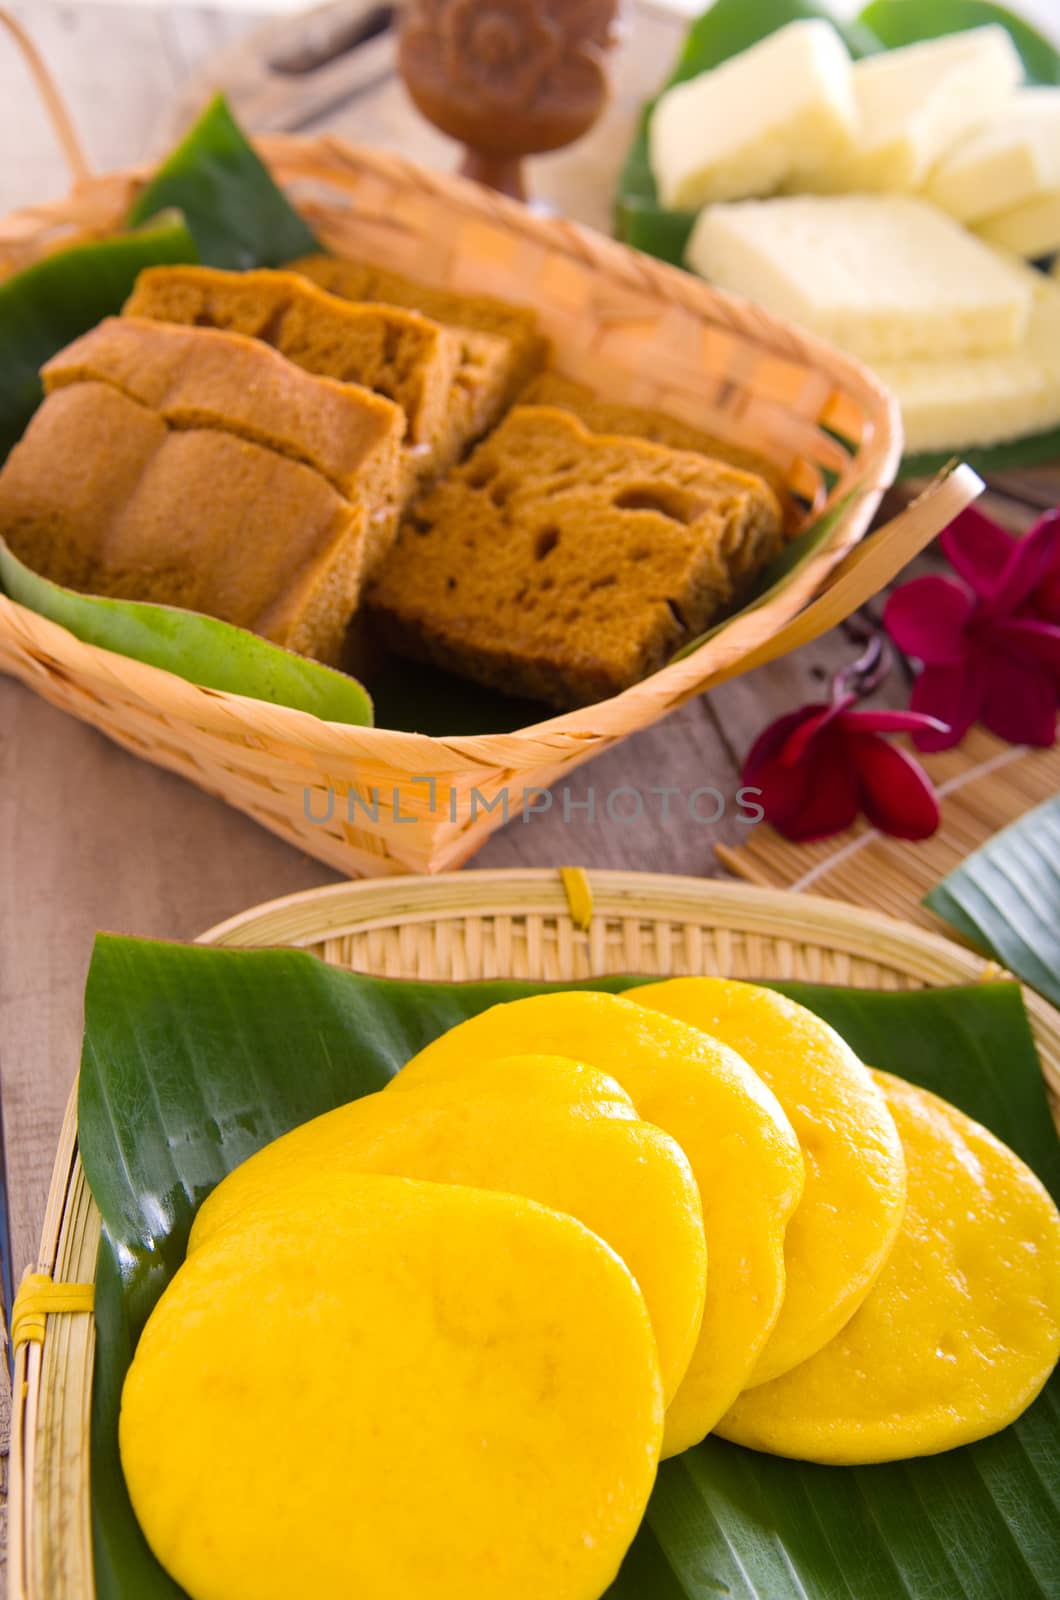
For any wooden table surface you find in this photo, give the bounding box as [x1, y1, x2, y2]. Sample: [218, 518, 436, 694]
[0, 0, 1029, 1390]
[1, 1, 1056, 1569]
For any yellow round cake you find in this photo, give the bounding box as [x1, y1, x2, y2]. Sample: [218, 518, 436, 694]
[122, 1173, 664, 1600]
[392, 990, 804, 1455]
[191, 1053, 707, 1405]
[719, 1073, 1060, 1463]
[634, 977, 907, 1383]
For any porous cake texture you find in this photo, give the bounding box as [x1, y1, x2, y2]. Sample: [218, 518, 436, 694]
[367, 405, 783, 709]
[290, 252, 546, 417]
[0, 382, 369, 663]
[687, 195, 1034, 362]
[520, 372, 785, 496]
[124, 265, 463, 480]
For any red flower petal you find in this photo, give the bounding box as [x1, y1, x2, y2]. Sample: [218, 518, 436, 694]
[883, 577, 974, 664]
[848, 733, 941, 840]
[780, 696, 854, 766]
[988, 509, 1060, 618]
[743, 706, 825, 779]
[908, 661, 985, 751]
[1030, 567, 1060, 625]
[762, 727, 860, 842]
[990, 618, 1060, 681]
[979, 648, 1058, 747]
[941, 507, 1014, 598]
[839, 707, 952, 739]
[744, 751, 814, 830]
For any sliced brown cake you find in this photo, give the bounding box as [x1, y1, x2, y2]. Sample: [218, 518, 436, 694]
[291, 253, 546, 429]
[0, 382, 370, 663]
[124, 265, 462, 488]
[367, 405, 784, 709]
[520, 372, 785, 497]
[43, 317, 405, 572]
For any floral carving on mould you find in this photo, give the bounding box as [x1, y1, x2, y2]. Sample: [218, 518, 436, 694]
[402, 0, 618, 117]
[444, 0, 562, 110]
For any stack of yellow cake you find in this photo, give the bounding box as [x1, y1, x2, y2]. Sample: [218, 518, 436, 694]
[651, 20, 1060, 453]
[120, 979, 1060, 1600]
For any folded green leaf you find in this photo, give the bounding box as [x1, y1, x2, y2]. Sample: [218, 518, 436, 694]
[859, 0, 1060, 84]
[78, 934, 1059, 1600]
[127, 94, 320, 269]
[926, 795, 1060, 1009]
[902, 422, 1060, 479]
[0, 542, 373, 726]
[0, 213, 197, 463]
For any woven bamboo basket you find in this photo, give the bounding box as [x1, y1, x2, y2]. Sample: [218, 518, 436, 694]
[9, 866, 1060, 1600]
[0, 17, 982, 879]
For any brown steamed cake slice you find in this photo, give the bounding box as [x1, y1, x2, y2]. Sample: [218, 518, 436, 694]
[521, 371, 786, 500]
[124, 265, 463, 486]
[290, 253, 547, 423]
[43, 317, 405, 569]
[367, 405, 784, 708]
[0, 382, 368, 663]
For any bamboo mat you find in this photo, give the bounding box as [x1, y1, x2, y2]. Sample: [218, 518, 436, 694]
[717, 729, 1060, 935]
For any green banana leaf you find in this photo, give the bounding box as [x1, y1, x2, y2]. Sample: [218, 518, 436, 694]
[127, 94, 320, 270]
[926, 795, 1060, 1010]
[903, 425, 1060, 480]
[78, 933, 1060, 1600]
[0, 543, 373, 726]
[615, 0, 1060, 473]
[859, 0, 1060, 82]
[0, 212, 197, 463]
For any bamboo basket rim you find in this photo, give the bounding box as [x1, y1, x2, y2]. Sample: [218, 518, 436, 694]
[0, 126, 909, 734]
[0, 56, 949, 748]
[0, 13, 980, 880]
[10, 869, 1060, 1600]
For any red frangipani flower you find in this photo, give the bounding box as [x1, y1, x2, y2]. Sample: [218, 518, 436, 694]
[742, 643, 948, 842]
[884, 507, 1060, 752]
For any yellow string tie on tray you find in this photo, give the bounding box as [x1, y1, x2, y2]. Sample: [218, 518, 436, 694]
[10, 1271, 95, 1354]
[560, 867, 594, 932]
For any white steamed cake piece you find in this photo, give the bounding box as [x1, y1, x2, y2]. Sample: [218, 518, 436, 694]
[686, 194, 1034, 363]
[649, 20, 858, 210]
[802, 26, 1023, 194]
[926, 87, 1060, 225]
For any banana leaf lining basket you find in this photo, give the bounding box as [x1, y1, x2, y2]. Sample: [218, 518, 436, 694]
[9, 867, 1060, 1599]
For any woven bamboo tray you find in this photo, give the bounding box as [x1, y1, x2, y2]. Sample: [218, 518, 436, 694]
[9, 866, 1060, 1600]
[0, 15, 982, 878]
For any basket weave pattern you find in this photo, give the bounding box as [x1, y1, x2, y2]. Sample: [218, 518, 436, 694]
[0, 130, 979, 875]
[10, 870, 1060, 1599]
